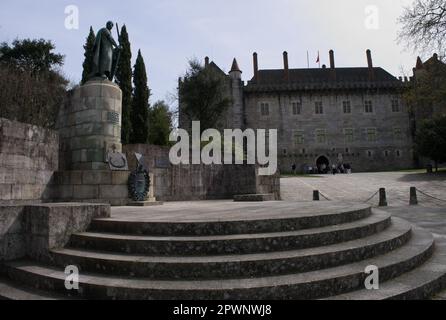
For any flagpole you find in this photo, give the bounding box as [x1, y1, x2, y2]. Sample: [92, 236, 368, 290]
[318, 50, 321, 68]
[307, 51, 309, 69]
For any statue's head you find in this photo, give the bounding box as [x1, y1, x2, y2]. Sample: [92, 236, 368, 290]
[106, 21, 114, 30]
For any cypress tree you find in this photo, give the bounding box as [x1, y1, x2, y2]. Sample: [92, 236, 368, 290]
[115, 25, 132, 144]
[81, 27, 95, 84]
[130, 50, 151, 144]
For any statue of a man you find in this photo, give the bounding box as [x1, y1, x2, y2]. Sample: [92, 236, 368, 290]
[91, 21, 121, 81]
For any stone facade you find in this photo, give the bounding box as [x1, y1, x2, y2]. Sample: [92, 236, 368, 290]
[57, 79, 122, 171]
[182, 51, 416, 173]
[0, 118, 58, 205]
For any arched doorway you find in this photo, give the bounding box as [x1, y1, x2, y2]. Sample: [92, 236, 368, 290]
[316, 156, 330, 174]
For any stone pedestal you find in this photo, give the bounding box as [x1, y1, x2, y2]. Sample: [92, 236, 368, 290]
[58, 79, 122, 171]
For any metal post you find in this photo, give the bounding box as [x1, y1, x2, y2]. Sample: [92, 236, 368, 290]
[410, 187, 418, 205]
[313, 190, 320, 201]
[379, 188, 388, 207]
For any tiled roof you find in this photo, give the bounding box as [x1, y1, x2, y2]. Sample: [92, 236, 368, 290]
[245, 67, 404, 92]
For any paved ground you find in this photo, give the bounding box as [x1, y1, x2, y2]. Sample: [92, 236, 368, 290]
[281, 171, 446, 208]
[110, 201, 366, 222]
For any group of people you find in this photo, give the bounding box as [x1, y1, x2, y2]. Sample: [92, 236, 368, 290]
[292, 163, 353, 175]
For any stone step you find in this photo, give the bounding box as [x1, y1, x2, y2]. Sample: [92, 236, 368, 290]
[69, 211, 391, 256]
[3, 224, 434, 300]
[89, 203, 372, 236]
[51, 219, 411, 279]
[324, 237, 446, 300]
[0, 277, 71, 300]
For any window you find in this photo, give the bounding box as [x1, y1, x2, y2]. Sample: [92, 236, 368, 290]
[316, 129, 327, 143]
[367, 150, 374, 158]
[396, 150, 402, 157]
[260, 103, 270, 116]
[315, 101, 324, 114]
[294, 130, 304, 145]
[343, 101, 351, 114]
[392, 100, 401, 113]
[301, 148, 306, 154]
[384, 150, 389, 157]
[394, 127, 403, 140]
[283, 149, 287, 155]
[364, 100, 373, 113]
[366, 128, 377, 142]
[292, 102, 302, 115]
[345, 148, 350, 153]
[344, 128, 354, 143]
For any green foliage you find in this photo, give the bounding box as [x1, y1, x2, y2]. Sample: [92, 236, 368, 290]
[115, 25, 133, 144]
[130, 50, 151, 144]
[179, 59, 231, 132]
[405, 61, 446, 112]
[0, 38, 68, 128]
[415, 116, 446, 170]
[81, 27, 96, 84]
[0, 38, 64, 74]
[148, 101, 173, 146]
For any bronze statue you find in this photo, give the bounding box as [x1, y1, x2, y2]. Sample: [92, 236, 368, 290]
[91, 21, 121, 81]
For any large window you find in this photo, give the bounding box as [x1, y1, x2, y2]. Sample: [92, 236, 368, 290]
[316, 129, 327, 143]
[394, 127, 403, 140]
[364, 100, 373, 113]
[391, 100, 401, 113]
[315, 101, 324, 114]
[294, 130, 304, 145]
[366, 128, 377, 142]
[292, 102, 302, 115]
[344, 128, 354, 143]
[260, 102, 270, 116]
[343, 101, 351, 114]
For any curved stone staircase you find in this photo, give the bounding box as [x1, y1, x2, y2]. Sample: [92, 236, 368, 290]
[1, 202, 446, 300]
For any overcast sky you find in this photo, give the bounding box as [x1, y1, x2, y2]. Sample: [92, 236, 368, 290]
[0, 0, 426, 104]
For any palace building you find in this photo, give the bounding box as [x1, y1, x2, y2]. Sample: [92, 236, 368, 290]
[180, 50, 416, 173]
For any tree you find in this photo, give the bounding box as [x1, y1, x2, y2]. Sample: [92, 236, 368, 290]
[130, 50, 151, 144]
[148, 101, 173, 146]
[0, 38, 68, 128]
[179, 59, 231, 133]
[0, 38, 64, 73]
[398, 0, 446, 58]
[81, 27, 96, 84]
[415, 116, 446, 171]
[115, 25, 133, 144]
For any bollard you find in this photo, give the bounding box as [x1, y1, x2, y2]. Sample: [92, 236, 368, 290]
[379, 188, 388, 207]
[313, 190, 320, 201]
[410, 187, 418, 205]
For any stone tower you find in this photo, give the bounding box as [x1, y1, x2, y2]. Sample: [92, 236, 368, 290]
[229, 58, 244, 129]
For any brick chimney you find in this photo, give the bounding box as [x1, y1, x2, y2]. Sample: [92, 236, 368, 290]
[329, 50, 336, 80]
[329, 50, 335, 69]
[283, 51, 289, 81]
[253, 52, 259, 81]
[366, 49, 375, 81]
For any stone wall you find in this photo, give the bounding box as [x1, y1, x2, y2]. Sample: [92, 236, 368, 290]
[0, 203, 110, 262]
[0, 118, 59, 205]
[123, 144, 281, 201]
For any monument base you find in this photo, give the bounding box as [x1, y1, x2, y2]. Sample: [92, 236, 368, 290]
[127, 198, 164, 207]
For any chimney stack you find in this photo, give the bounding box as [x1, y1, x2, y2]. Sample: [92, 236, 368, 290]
[283, 51, 289, 81]
[329, 50, 335, 69]
[205, 56, 210, 67]
[253, 52, 259, 81]
[366, 49, 375, 81]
